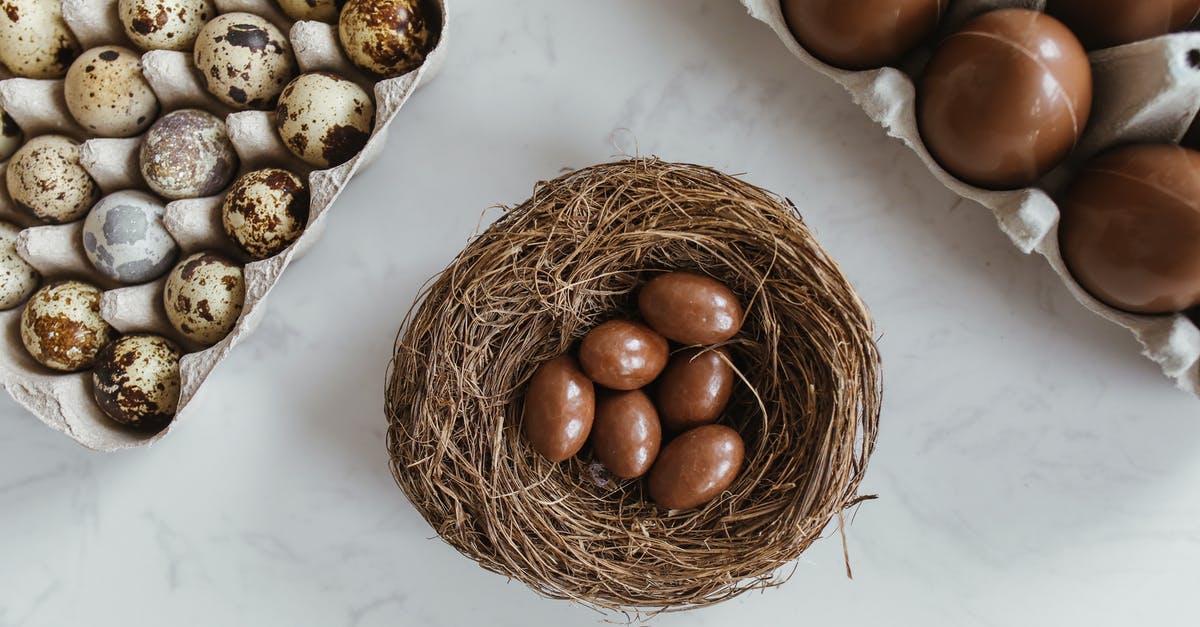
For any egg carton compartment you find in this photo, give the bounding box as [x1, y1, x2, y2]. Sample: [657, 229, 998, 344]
[743, 0, 1200, 396]
[0, 0, 450, 450]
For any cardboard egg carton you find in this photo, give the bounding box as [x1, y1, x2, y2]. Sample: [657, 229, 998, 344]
[743, 0, 1200, 395]
[0, 0, 449, 450]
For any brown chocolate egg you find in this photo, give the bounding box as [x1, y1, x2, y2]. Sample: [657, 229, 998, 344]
[578, 320, 668, 390]
[1058, 143, 1200, 314]
[523, 355, 595, 462]
[1046, 0, 1200, 50]
[781, 0, 948, 70]
[638, 272, 743, 345]
[655, 347, 735, 432]
[648, 424, 745, 511]
[591, 389, 662, 479]
[918, 9, 1092, 190]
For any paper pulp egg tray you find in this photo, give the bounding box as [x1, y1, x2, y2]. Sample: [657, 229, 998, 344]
[743, 0, 1200, 395]
[0, 0, 448, 451]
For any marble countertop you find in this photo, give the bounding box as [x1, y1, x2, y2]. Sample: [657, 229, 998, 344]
[2, 1, 1198, 625]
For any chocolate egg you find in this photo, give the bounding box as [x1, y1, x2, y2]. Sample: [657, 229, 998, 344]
[1059, 144, 1200, 314]
[781, 0, 947, 70]
[523, 355, 595, 463]
[647, 424, 745, 511]
[591, 389, 661, 479]
[1046, 0, 1200, 50]
[20, 280, 117, 372]
[655, 347, 734, 432]
[578, 320, 668, 390]
[638, 272, 743, 345]
[918, 9, 1092, 190]
[92, 333, 182, 431]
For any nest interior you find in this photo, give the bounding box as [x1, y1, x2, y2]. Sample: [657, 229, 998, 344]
[385, 158, 882, 613]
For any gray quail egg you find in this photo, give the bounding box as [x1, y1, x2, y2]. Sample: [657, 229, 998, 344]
[92, 333, 182, 431]
[0, 220, 38, 310]
[0, 0, 80, 78]
[339, 0, 434, 77]
[276, 0, 345, 22]
[64, 46, 160, 138]
[276, 72, 374, 167]
[221, 168, 309, 259]
[163, 251, 244, 346]
[7, 135, 100, 224]
[193, 12, 297, 110]
[140, 109, 238, 199]
[83, 190, 179, 284]
[119, 0, 215, 51]
[0, 109, 22, 161]
[20, 280, 117, 372]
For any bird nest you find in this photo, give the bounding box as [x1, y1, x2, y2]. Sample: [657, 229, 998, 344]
[385, 158, 882, 614]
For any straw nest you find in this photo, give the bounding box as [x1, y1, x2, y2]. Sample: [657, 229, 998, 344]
[386, 158, 882, 614]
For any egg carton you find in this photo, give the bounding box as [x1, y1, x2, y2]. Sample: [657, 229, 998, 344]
[742, 0, 1200, 396]
[0, 0, 449, 451]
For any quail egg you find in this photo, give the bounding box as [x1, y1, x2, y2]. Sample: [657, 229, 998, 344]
[64, 46, 160, 138]
[92, 333, 182, 431]
[0, 109, 22, 161]
[0, 220, 38, 310]
[20, 280, 117, 372]
[140, 109, 238, 199]
[276, 72, 374, 167]
[0, 0, 80, 78]
[276, 0, 344, 22]
[194, 12, 297, 109]
[338, 0, 434, 77]
[7, 135, 100, 224]
[163, 251, 244, 346]
[119, 0, 215, 51]
[222, 168, 309, 259]
[83, 190, 179, 284]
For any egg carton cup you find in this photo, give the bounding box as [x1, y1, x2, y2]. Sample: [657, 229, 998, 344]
[743, 0, 1200, 396]
[0, 0, 449, 451]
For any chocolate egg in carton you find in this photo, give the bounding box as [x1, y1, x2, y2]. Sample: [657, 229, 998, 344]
[743, 0, 1200, 395]
[0, 0, 449, 450]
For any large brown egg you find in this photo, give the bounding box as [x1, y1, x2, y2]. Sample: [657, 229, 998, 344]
[1046, 0, 1200, 50]
[522, 355, 595, 462]
[780, 0, 948, 70]
[1058, 143, 1200, 314]
[591, 390, 662, 479]
[655, 347, 735, 433]
[638, 272, 743, 345]
[918, 9, 1092, 190]
[578, 320, 668, 390]
[648, 424, 745, 511]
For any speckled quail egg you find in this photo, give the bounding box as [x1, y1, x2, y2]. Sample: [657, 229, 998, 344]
[7, 135, 100, 224]
[193, 12, 298, 110]
[64, 46, 160, 138]
[222, 168, 309, 259]
[339, 0, 434, 77]
[119, 0, 215, 51]
[0, 109, 22, 161]
[92, 333, 181, 431]
[140, 109, 238, 200]
[277, 0, 345, 22]
[163, 251, 244, 346]
[0, 0, 81, 78]
[276, 72, 374, 168]
[0, 220, 38, 310]
[20, 280, 117, 372]
[83, 190, 179, 284]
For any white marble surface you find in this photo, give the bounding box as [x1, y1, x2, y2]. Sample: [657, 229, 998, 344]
[2, 1, 1199, 625]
